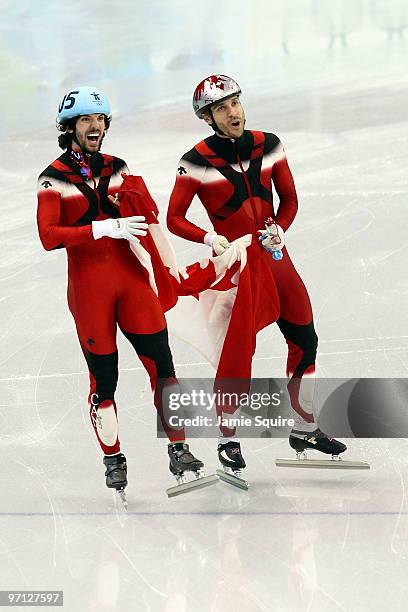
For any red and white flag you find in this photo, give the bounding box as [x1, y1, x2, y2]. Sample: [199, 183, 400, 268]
[118, 174, 278, 390]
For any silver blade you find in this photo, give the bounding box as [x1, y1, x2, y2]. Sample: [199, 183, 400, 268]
[275, 458, 370, 470]
[112, 488, 128, 514]
[216, 469, 249, 490]
[166, 474, 218, 498]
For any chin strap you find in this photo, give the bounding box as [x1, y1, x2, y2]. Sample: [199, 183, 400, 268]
[209, 108, 226, 136]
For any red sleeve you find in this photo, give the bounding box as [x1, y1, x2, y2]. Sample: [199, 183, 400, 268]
[37, 186, 93, 251]
[167, 169, 207, 244]
[272, 154, 298, 232]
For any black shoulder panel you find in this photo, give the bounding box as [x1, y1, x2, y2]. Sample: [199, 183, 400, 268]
[263, 132, 281, 155]
[183, 145, 211, 167]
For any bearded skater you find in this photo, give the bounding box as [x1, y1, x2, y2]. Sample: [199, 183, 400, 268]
[37, 86, 222, 505]
[167, 75, 367, 481]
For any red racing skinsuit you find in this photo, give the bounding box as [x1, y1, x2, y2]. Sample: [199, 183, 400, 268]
[37, 149, 185, 455]
[167, 130, 318, 425]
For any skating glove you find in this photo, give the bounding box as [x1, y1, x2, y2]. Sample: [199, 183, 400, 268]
[92, 216, 148, 241]
[204, 232, 231, 255]
[257, 223, 285, 252]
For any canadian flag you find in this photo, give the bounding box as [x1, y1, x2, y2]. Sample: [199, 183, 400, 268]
[118, 175, 280, 431]
[119, 175, 255, 370]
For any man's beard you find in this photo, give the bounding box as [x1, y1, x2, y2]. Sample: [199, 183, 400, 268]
[74, 132, 105, 153]
[213, 115, 246, 137]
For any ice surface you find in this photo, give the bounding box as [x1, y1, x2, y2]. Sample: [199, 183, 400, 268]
[1, 1, 408, 610]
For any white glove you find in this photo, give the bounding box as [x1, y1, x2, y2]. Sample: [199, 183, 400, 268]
[257, 223, 285, 252]
[209, 234, 252, 287]
[218, 237, 249, 270]
[92, 216, 148, 241]
[204, 232, 230, 255]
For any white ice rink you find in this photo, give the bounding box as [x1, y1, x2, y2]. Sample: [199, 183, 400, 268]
[1, 0, 408, 610]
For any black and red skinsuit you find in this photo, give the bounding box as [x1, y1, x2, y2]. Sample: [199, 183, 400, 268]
[37, 149, 185, 455]
[167, 130, 318, 424]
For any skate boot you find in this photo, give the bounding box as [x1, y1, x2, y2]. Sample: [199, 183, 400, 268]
[275, 428, 370, 470]
[289, 428, 347, 457]
[103, 453, 128, 508]
[166, 442, 218, 498]
[216, 441, 249, 490]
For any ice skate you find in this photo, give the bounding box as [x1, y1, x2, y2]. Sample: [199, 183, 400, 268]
[166, 442, 218, 498]
[103, 453, 128, 509]
[216, 441, 249, 490]
[275, 428, 370, 470]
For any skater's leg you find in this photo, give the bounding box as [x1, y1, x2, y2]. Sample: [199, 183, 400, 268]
[69, 280, 128, 499]
[276, 312, 347, 455]
[121, 327, 186, 444]
[70, 294, 123, 457]
[117, 278, 186, 443]
[270, 252, 317, 428]
[273, 257, 346, 457]
[276, 317, 318, 428]
[81, 346, 121, 456]
[119, 289, 213, 492]
[69, 273, 123, 457]
[214, 377, 251, 438]
[122, 326, 215, 493]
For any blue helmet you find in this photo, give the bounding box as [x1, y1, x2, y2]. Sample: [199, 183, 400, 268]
[57, 86, 111, 123]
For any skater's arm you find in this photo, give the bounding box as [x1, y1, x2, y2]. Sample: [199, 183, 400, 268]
[37, 179, 94, 250]
[272, 144, 298, 232]
[167, 159, 207, 244]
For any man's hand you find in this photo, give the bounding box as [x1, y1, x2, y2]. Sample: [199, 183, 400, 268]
[204, 232, 231, 255]
[257, 224, 285, 252]
[92, 216, 148, 241]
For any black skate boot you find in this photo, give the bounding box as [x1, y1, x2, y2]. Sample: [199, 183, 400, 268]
[289, 428, 347, 457]
[103, 453, 128, 508]
[216, 441, 249, 490]
[168, 442, 204, 475]
[166, 442, 218, 498]
[275, 428, 369, 470]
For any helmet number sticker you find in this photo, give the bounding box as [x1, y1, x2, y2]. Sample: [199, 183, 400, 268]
[58, 90, 79, 113]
